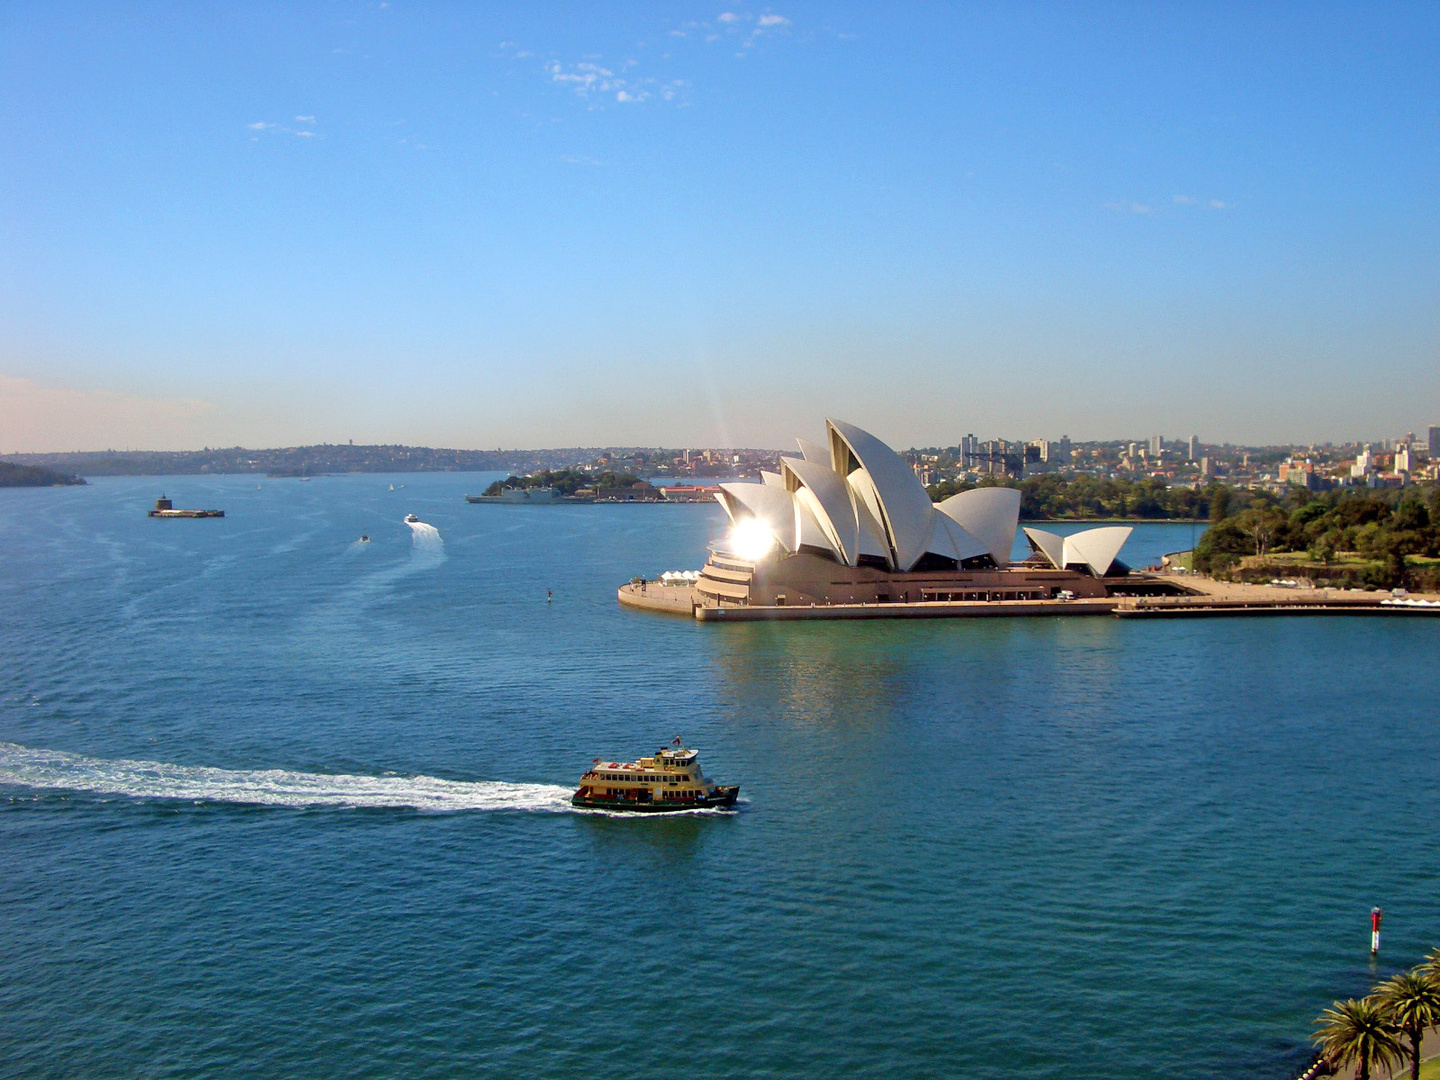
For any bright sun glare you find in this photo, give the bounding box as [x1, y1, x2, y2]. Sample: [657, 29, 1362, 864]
[727, 519, 777, 561]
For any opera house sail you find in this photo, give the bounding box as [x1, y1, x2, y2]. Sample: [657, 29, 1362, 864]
[685, 418, 1166, 614]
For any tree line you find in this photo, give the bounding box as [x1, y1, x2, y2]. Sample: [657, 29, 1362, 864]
[1194, 486, 1440, 588]
[0, 462, 85, 487]
[481, 469, 647, 497]
[927, 474, 1223, 520]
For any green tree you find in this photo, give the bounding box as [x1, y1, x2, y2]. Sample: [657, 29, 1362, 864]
[1209, 484, 1232, 523]
[1391, 497, 1431, 533]
[1313, 997, 1404, 1080]
[1232, 506, 1288, 557]
[1374, 971, 1440, 1080]
[1308, 530, 1340, 567]
[1419, 947, 1440, 981]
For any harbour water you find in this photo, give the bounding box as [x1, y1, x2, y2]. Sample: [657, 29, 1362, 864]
[2, 474, 1437, 1079]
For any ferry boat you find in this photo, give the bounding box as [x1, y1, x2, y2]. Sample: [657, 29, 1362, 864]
[572, 740, 739, 812]
[404, 513, 420, 523]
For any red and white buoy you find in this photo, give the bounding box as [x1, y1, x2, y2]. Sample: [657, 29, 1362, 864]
[1371, 907, 1383, 955]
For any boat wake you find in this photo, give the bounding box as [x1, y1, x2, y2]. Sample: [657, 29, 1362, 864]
[0, 742, 574, 813]
[405, 519, 443, 549]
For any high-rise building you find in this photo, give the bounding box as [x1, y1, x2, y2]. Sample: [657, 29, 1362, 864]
[1148, 434, 1163, 458]
[1057, 435, 1071, 463]
[1396, 446, 1412, 474]
[959, 433, 978, 468]
[1429, 425, 1440, 458]
[1188, 435, 1199, 461]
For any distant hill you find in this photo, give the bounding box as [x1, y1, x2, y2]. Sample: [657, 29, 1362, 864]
[0, 443, 782, 479]
[0, 462, 86, 487]
[0, 445, 607, 477]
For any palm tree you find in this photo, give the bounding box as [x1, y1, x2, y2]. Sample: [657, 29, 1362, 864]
[1375, 971, 1440, 1080]
[1418, 948, 1440, 981]
[1313, 997, 1405, 1080]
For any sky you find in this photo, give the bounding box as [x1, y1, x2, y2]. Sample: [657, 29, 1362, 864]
[1, 2, 1437, 452]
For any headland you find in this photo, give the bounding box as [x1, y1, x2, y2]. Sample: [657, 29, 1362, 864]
[617, 417, 1440, 623]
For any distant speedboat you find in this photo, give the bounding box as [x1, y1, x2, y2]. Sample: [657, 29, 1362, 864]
[404, 514, 419, 523]
[359, 535, 370, 543]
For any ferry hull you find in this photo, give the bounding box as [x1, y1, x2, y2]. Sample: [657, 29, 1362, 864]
[571, 786, 739, 812]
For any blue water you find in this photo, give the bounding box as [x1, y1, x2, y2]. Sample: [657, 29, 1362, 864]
[2, 474, 1437, 1079]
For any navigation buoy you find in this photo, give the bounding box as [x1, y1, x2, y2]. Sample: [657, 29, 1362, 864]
[547, 589, 552, 604]
[1371, 906, 1383, 954]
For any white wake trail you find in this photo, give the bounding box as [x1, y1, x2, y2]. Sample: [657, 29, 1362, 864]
[0, 743, 574, 813]
[405, 519, 444, 561]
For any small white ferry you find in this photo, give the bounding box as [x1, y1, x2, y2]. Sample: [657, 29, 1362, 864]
[572, 740, 739, 812]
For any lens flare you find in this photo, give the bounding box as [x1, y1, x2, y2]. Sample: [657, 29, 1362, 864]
[728, 519, 777, 561]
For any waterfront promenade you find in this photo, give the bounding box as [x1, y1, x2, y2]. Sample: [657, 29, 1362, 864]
[618, 571, 1440, 622]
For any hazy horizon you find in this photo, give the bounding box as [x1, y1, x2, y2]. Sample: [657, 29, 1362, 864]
[3, 4, 1437, 453]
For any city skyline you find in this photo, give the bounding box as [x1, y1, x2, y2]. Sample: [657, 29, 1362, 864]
[3, 3, 1438, 452]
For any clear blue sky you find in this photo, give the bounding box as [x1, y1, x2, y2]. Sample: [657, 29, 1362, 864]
[2, 2, 1437, 451]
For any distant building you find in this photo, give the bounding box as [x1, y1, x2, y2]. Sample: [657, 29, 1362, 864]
[1188, 435, 1199, 461]
[1199, 457, 1212, 478]
[1429, 425, 1440, 459]
[598, 481, 659, 501]
[1279, 459, 1334, 492]
[1395, 446, 1412, 474]
[660, 484, 721, 503]
[1149, 434, 1163, 458]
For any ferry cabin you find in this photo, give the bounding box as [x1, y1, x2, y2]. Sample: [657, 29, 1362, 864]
[577, 748, 713, 806]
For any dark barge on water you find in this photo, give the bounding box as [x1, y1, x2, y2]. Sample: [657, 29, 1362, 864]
[147, 495, 224, 518]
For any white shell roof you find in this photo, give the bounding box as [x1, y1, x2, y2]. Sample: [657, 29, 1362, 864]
[715, 419, 1028, 574]
[796, 437, 829, 465]
[1064, 526, 1131, 577]
[782, 455, 859, 563]
[794, 497, 836, 558]
[1022, 527, 1067, 572]
[936, 487, 1022, 567]
[928, 514, 991, 564]
[827, 418, 936, 572]
[1022, 525, 1132, 576]
[717, 482, 796, 552]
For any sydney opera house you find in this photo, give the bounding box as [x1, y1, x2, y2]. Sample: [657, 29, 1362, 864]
[687, 418, 1185, 612]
